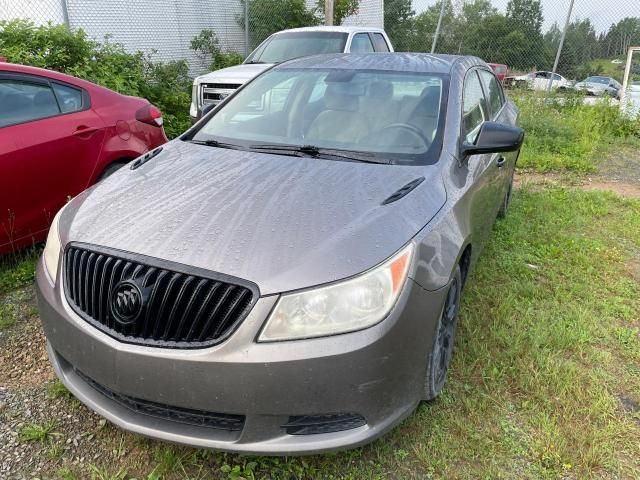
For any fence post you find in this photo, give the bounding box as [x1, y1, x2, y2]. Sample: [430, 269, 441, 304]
[60, 0, 70, 28]
[244, 0, 250, 55]
[325, 0, 334, 26]
[544, 0, 575, 102]
[431, 0, 447, 54]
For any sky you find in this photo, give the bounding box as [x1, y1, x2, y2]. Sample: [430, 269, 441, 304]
[412, 0, 635, 34]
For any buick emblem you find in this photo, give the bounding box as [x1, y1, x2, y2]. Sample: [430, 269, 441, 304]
[110, 280, 143, 325]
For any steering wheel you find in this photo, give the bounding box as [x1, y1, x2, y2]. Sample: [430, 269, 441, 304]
[378, 123, 431, 149]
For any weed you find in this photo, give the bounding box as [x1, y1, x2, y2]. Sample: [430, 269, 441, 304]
[19, 420, 58, 443]
[88, 464, 128, 480]
[57, 467, 80, 480]
[48, 379, 73, 399]
[513, 92, 640, 172]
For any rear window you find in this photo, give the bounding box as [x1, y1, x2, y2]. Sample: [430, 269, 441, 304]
[371, 33, 390, 52]
[246, 32, 348, 64]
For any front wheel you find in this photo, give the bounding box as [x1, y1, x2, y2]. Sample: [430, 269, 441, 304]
[423, 265, 462, 401]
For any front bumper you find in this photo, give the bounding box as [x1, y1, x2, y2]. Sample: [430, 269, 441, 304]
[37, 259, 447, 455]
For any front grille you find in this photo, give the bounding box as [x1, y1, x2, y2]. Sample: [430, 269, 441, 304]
[282, 413, 367, 435]
[201, 83, 241, 106]
[76, 369, 245, 431]
[63, 243, 258, 348]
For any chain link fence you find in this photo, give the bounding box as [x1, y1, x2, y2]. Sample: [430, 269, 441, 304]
[1, 0, 638, 82]
[384, 0, 640, 86]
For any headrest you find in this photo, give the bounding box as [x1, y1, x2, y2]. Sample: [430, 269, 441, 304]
[420, 85, 441, 103]
[323, 83, 359, 112]
[368, 81, 393, 99]
[33, 90, 57, 107]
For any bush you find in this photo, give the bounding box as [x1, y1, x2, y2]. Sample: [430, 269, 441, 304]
[514, 91, 640, 172]
[190, 29, 244, 72]
[0, 20, 191, 138]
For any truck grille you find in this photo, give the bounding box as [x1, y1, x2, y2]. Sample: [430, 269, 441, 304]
[201, 83, 242, 107]
[63, 243, 258, 348]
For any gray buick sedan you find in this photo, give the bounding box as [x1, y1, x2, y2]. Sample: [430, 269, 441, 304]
[37, 53, 523, 454]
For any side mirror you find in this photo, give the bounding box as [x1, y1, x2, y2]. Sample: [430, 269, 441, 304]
[201, 103, 217, 117]
[461, 121, 525, 156]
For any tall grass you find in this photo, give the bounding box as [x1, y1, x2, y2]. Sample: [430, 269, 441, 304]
[513, 92, 640, 173]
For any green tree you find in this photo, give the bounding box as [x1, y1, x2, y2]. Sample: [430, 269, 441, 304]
[506, 0, 545, 69]
[384, 0, 415, 52]
[506, 0, 543, 33]
[237, 0, 320, 50]
[412, 1, 457, 53]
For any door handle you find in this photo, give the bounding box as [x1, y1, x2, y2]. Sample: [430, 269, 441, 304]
[73, 125, 99, 137]
[496, 156, 506, 168]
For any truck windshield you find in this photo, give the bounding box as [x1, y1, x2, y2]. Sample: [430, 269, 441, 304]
[245, 32, 349, 64]
[191, 68, 448, 165]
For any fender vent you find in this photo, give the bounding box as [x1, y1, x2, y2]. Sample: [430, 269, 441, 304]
[130, 147, 163, 170]
[381, 177, 425, 205]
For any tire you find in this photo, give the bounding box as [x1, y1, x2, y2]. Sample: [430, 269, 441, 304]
[497, 169, 514, 219]
[423, 265, 462, 401]
[98, 162, 127, 181]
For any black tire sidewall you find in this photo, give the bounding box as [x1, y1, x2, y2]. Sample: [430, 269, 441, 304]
[423, 264, 463, 401]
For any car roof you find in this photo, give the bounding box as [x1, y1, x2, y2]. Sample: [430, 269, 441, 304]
[276, 52, 472, 75]
[280, 26, 387, 34]
[0, 62, 111, 92]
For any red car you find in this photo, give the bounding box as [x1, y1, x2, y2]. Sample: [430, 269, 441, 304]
[0, 63, 167, 255]
[487, 63, 508, 82]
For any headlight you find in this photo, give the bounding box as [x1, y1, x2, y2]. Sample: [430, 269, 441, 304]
[259, 243, 414, 342]
[43, 208, 63, 284]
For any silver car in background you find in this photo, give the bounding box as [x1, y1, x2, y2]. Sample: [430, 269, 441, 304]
[37, 53, 523, 454]
[574, 75, 621, 98]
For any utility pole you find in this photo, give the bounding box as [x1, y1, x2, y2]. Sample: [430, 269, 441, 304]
[431, 0, 447, 54]
[544, 0, 575, 102]
[325, 0, 334, 26]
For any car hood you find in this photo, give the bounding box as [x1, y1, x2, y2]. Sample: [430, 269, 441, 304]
[62, 141, 446, 295]
[196, 63, 274, 85]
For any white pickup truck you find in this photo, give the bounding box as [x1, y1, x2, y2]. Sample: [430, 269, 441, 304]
[189, 26, 393, 122]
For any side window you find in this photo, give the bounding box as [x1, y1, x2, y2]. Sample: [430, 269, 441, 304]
[52, 83, 84, 113]
[478, 70, 504, 118]
[371, 33, 390, 52]
[462, 71, 488, 144]
[350, 33, 375, 53]
[0, 80, 60, 127]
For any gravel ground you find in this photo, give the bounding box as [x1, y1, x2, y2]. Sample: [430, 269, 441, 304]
[0, 286, 132, 479]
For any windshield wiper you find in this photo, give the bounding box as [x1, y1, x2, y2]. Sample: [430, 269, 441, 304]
[186, 139, 245, 151]
[245, 60, 265, 64]
[249, 143, 391, 164]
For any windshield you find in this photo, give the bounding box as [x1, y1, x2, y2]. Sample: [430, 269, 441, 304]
[246, 32, 348, 64]
[191, 68, 447, 164]
[584, 76, 609, 84]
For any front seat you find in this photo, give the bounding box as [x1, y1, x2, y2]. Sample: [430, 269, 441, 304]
[306, 84, 369, 145]
[362, 80, 397, 133]
[399, 85, 441, 141]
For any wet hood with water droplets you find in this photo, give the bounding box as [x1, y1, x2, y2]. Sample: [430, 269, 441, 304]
[62, 141, 446, 295]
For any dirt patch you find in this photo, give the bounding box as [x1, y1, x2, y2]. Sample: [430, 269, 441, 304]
[515, 171, 640, 198]
[597, 143, 640, 185]
[580, 180, 640, 198]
